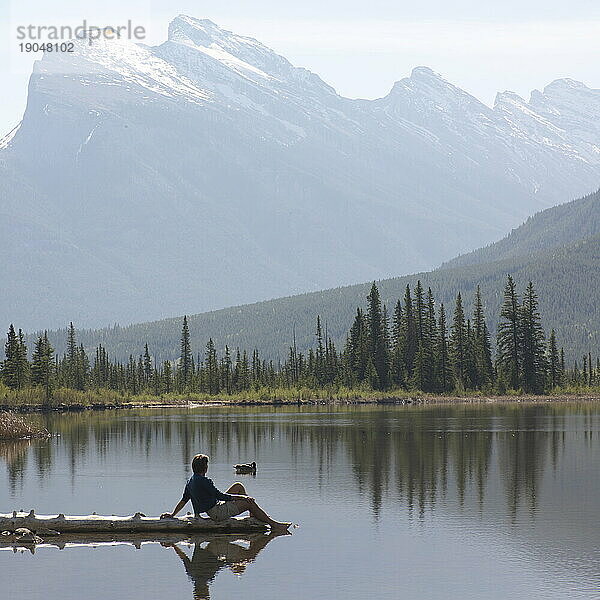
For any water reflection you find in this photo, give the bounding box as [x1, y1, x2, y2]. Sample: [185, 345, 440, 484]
[1, 404, 598, 520]
[1, 404, 599, 600]
[0, 438, 32, 492]
[0, 531, 285, 599]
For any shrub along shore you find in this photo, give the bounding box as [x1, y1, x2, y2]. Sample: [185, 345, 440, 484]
[0, 411, 50, 440]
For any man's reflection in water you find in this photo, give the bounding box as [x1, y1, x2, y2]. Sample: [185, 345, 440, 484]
[165, 531, 288, 599]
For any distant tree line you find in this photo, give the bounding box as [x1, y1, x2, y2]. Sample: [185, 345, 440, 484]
[2, 277, 598, 400]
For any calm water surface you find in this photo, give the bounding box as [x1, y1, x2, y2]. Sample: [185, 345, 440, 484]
[1, 404, 599, 599]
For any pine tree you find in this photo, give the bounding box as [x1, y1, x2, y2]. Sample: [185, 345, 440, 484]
[465, 320, 479, 388]
[450, 293, 469, 390]
[205, 338, 219, 394]
[473, 286, 494, 389]
[241, 350, 250, 390]
[2, 325, 29, 390]
[390, 299, 406, 387]
[325, 336, 338, 385]
[163, 360, 173, 394]
[401, 285, 418, 379]
[345, 308, 369, 383]
[520, 281, 547, 393]
[437, 304, 450, 392]
[412, 288, 437, 392]
[127, 355, 137, 394]
[179, 316, 192, 392]
[365, 356, 379, 390]
[66, 322, 78, 388]
[496, 275, 521, 390]
[76, 343, 89, 391]
[143, 344, 153, 387]
[288, 327, 300, 386]
[315, 316, 325, 385]
[221, 345, 232, 394]
[366, 283, 389, 389]
[548, 330, 560, 389]
[152, 360, 161, 395]
[31, 332, 55, 404]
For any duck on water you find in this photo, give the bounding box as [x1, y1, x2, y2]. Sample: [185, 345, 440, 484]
[234, 462, 257, 474]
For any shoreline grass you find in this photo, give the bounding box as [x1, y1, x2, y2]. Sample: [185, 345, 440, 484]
[0, 383, 599, 413]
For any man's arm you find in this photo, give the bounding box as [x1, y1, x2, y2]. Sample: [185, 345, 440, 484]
[228, 494, 255, 501]
[161, 497, 187, 519]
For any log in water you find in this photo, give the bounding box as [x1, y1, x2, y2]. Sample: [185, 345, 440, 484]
[0, 511, 268, 534]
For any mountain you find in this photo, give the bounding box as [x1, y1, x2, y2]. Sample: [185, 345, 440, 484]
[39, 189, 600, 365]
[442, 188, 600, 269]
[2, 15, 600, 330]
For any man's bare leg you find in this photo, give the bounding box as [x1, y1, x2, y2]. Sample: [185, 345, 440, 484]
[225, 482, 290, 530]
[239, 498, 291, 530]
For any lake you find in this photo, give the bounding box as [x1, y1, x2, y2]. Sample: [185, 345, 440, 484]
[1, 403, 599, 599]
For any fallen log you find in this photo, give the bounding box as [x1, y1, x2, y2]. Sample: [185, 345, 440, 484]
[0, 510, 268, 534]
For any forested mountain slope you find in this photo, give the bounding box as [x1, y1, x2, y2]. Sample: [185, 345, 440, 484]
[42, 221, 600, 365]
[442, 188, 600, 269]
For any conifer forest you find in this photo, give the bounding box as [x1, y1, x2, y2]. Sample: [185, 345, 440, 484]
[2, 276, 597, 405]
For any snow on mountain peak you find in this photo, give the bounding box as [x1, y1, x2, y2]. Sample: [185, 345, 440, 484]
[35, 35, 211, 105]
[543, 77, 588, 95]
[410, 66, 442, 80]
[167, 15, 288, 79]
[494, 90, 528, 109]
[386, 66, 490, 122]
[160, 16, 337, 99]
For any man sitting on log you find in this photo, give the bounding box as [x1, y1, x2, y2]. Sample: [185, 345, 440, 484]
[161, 454, 290, 531]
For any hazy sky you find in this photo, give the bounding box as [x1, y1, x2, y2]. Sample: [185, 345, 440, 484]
[2, 0, 600, 133]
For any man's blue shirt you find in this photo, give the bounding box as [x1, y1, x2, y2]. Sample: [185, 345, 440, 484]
[182, 474, 233, 516]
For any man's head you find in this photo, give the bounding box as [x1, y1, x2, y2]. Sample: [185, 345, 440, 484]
[192, 454, 209, 475]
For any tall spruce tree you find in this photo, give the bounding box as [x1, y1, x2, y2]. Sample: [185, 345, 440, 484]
[473, 286, 494, 389]
[401, 285, 418, 379]
[520, 281, 547, 393]
[205, 338, 219, 394]
[414, 281, 426, 347]
[345, 308, 369, 383]
[390, 299, 406, 387]
[3, 325, 29, 390]
[412, 288, 437, 391]
[437, 304, 450, 392]
[221, 345, 232, 394]
[366, 283, 389, 390]
[143, 344, 153, 386]
[548, 330, 560, 389]
[450, 293, 469, 390]
[66, 322, 78, 388]
[31, 332, 55, 404]
[496, 275, 521, 390]
[179, 316, 192, 392]
[163, 360, 173, 394]
[315, 316, 326, 385]
[76, 343, 89, 391]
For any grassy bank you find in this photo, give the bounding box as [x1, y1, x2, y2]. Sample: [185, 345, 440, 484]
[0, 384, 411, 411]
[0, 412, 50, 440]
[1, 382, 598, 413]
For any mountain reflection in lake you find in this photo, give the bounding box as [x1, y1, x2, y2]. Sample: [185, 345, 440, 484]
[1, 404, 599, 599]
